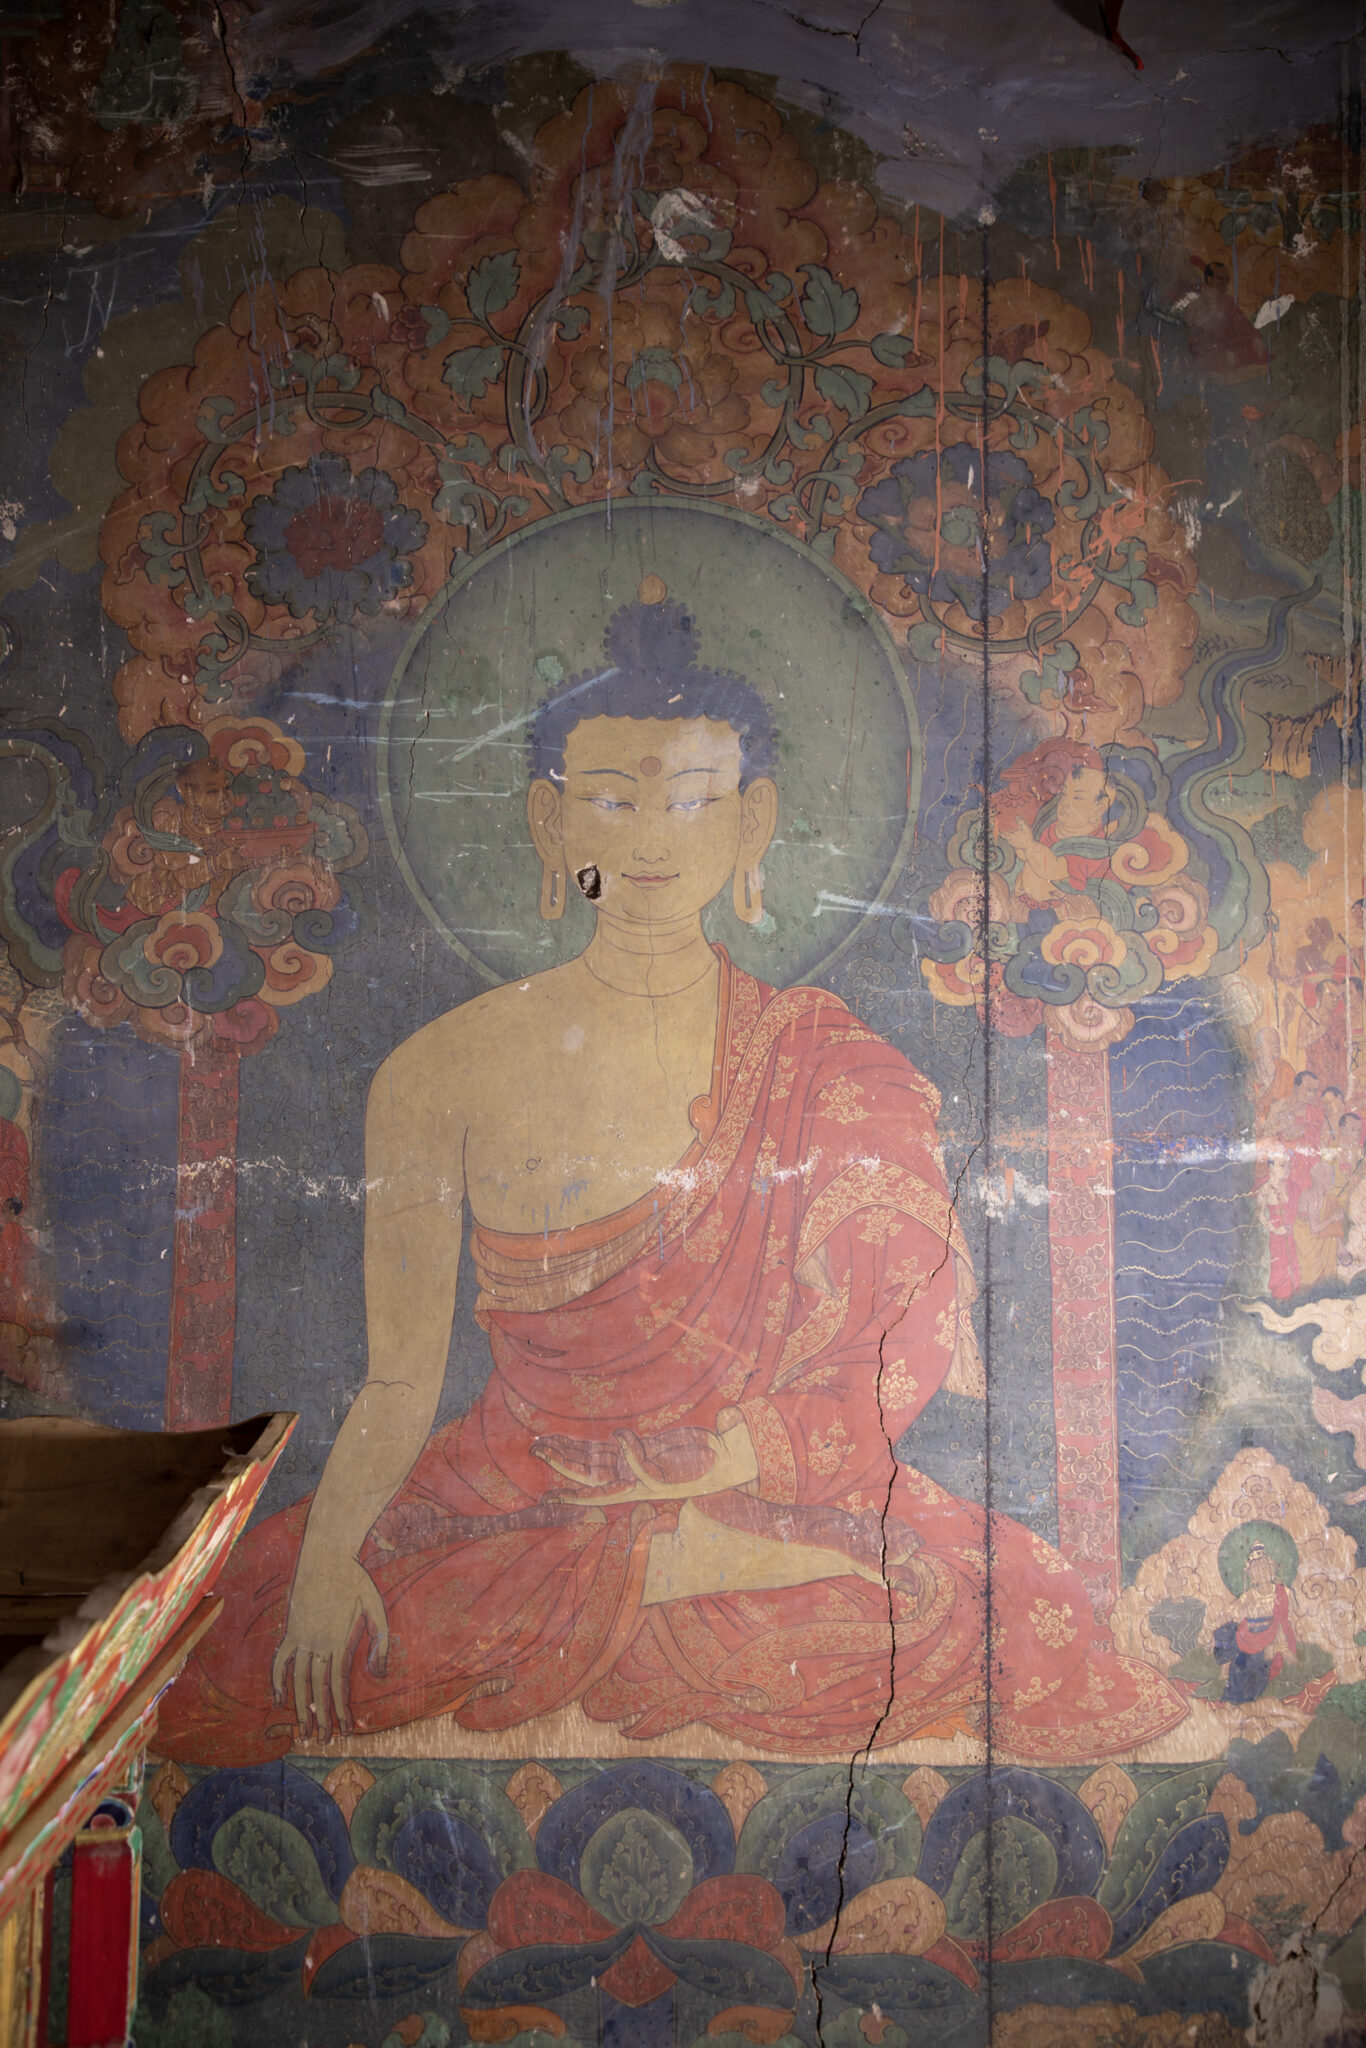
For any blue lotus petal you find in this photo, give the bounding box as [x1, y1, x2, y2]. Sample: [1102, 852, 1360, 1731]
[772, 1811, 878, 1934]
[603, 1986, 674, 2048]
[1109, 1814, 1231, 1955]
[390, 1808, 502, 1929]
[919, 1768, 1104, 1901]
[170, 1765, 354, 1900]
[1139, 1937, 1256, 2028]
[535, 1761, 733, 1890]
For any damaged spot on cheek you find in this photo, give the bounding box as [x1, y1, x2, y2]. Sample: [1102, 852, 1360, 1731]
[576, 863, 602, 900]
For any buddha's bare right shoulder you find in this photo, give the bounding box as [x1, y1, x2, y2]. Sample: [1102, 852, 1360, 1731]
[374, 970, 569, 1106]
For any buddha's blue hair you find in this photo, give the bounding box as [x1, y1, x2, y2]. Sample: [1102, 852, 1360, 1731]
[526, 600, 778, 788]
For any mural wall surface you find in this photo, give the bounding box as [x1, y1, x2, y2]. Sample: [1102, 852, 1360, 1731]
[1, 9, 1364, 2043]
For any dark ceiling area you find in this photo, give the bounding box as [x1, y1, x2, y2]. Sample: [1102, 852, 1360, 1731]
[237, 0, 1363, 211]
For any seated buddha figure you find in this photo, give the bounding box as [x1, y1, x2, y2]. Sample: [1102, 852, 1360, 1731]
[158, 594, 1185, 1766]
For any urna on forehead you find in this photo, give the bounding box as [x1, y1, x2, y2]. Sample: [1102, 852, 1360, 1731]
[559, 712, 745, 784]
[526, 577, 778, 790]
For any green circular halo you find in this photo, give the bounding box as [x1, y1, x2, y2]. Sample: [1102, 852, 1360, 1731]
[1218, 1520, 1299, 1597]
[378, 499, 920, 987]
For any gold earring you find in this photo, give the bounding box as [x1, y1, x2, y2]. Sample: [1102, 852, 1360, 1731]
[733, 864, 764, 926]
[540, 863, 565, 922]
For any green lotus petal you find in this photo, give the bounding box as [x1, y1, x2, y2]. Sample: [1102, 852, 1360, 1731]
[735, 1762, 920, 1886]
[943, 1816, 1057, 1942]
[349, 1761, 533, 1878]
[210, 1809, 338, 1929]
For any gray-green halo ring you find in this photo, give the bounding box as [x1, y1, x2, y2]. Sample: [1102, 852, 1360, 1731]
[378, 498, 921, 989]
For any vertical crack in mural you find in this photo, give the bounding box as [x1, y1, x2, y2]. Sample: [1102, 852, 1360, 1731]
[813, 977, 989, 2036]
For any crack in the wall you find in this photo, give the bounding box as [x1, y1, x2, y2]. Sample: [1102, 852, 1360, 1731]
[809, 929, 990, 2038]
[807, 254, 1001, 2009]
[782, 0, 887, 60]
[1307, 1844, 1366, 1944]
[209, 0, 254, 193]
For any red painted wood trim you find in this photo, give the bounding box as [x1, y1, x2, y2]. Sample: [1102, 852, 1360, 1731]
[66, 1829, 138, 2047]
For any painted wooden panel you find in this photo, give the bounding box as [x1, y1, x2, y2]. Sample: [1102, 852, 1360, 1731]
[0, 14, 1361, 2043]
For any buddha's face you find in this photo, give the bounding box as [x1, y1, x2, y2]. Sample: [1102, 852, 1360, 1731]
[529, 714, 776, 929]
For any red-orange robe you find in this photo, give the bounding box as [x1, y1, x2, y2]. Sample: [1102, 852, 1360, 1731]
[159, 956, 1185, 1765]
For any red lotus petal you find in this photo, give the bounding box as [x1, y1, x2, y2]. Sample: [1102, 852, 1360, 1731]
[486, 1868, 614, 1951]
[456, 1929, 498, 1991]
[599, 1931, 675, 2008]
[158, 1869, 299, 1952]
[657, 1873, 786, 1951]
[302, 1921, 356, 1995]
[983, 1896, 1113, 1964]
[1219, 1913, 1277, 1964]
[923, 1935, 980, 1990]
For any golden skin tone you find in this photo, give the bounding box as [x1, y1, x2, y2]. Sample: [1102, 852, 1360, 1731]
[1244, 1546, 1279, 1594]
[1003, 765, 1115, 906]
[1052, 766, 1115, 841]
[273, 714, 881, 1739]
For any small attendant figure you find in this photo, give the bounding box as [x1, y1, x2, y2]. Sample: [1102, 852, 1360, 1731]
[1213, 1533, 1301, 1705]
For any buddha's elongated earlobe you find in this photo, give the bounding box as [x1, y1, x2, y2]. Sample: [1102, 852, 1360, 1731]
[733, 777, 777, 928]
[540, 862, 565, 922]
[733, 863, 764, 926]
[528, 777, 565, 922]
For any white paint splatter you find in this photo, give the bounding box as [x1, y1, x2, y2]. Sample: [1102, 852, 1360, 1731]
[1254, 294, 1295, 330]
[650, 188, 714, 263]
[1174, 492, 1203, 552]
[976, 1170, 1051, 1220]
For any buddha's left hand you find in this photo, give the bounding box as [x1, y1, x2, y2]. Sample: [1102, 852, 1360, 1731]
[534, 1409, 759, 1504]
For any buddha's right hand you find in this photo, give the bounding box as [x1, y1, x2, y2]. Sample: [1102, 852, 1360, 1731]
[271, 1553, 390, 1741]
